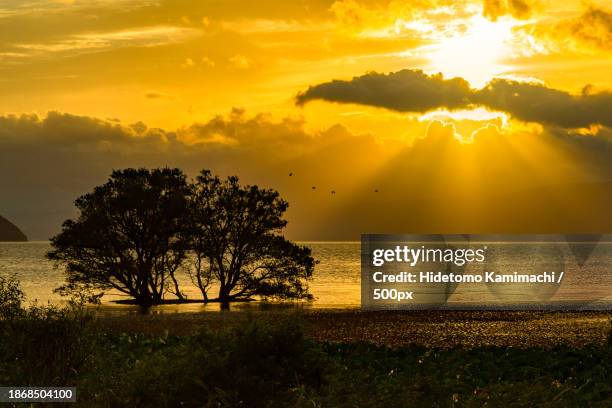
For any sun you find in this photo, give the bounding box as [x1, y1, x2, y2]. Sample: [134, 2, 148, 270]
[426, 15, 517, 88]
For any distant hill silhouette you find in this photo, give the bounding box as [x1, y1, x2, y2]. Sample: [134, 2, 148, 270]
[0, 215, 27, 241]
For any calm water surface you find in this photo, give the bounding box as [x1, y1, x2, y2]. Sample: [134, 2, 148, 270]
[0, 241, 610, 313]
[0, 242, 361, 312]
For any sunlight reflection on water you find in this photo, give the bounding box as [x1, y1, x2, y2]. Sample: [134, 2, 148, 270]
[0, 241, 609, 313]
[0, 241, 361, 312]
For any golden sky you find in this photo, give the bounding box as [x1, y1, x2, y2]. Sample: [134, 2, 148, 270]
[0, 0, 611, 239]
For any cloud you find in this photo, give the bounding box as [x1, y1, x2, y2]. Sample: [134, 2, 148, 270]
[0, 111, 171, 150]
[330, 0, 434, 32]
[0, 109, 362, 157]
[1, 109, 611, 240]
[297, 69, 612, 129]
[14, 25, 202, 55]
[329, 120, 612, 236]
[482, 0, 532, 21]
[296, 70, 472, 112]
[474, 78, 612, 128]
[220, 18, 330, 34]
[201, 56, 215, 67]
[181, 57, 195, 68]
[0, 110, 386, 239]
[145, 91, 177, 100]
[560, 6, 612, 51]
[524, 6, 612, 54]
[228, 54, 250, 69]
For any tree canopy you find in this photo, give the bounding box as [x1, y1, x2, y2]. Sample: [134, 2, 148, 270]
[188, 171, 314, 307]
[48, 168, 190, 307]
[48, 168, 315, 308]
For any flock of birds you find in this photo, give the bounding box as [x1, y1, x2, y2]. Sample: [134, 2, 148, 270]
[288, 172, 379, 195]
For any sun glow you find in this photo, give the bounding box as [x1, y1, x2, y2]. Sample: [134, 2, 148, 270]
[426, 15, 517, 88]
[418, 107, 509, 124]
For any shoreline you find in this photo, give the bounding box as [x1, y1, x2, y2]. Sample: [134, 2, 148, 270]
[112, 298, 255, 305]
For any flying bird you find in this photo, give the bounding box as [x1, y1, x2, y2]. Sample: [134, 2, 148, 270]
[312, 186, 316, 190]
[374, 189, 379, 193]
[289, 172, 293, 177]
[331, 190, 336, 195]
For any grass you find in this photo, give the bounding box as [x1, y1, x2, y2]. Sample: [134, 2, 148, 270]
[1, 277, 611, 407]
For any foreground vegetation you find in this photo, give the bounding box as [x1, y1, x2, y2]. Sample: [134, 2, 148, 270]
[1, 281, 610, 407]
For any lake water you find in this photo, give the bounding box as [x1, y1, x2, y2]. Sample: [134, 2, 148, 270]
[0, 241, 610, 313]
[0, 242, 361, 312]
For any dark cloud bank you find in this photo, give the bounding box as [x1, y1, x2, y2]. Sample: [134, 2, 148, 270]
[1, 108, 611, 240]
[296, 69, 612, 129]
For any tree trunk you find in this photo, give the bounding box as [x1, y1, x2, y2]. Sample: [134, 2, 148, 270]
[170, 270, 184, 300]
[218, 283, 231, 310]
[137, 276, 153, 310]
[195, 268, 209, 303]
[136, 294, 152, 313]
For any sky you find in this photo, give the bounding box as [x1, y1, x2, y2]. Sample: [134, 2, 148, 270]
[0, 0, 611, 240]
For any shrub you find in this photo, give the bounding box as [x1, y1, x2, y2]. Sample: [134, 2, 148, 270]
[0, 278, 95, 386]
[81, 317, 328, 407]
[0, 274, 24, 319]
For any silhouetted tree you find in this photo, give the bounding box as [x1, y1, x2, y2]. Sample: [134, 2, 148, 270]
[48, 168, 190, 307]
[189, 171, 315, 308]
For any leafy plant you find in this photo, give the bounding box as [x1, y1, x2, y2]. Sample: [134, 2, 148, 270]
[0, 274, 24, 319]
